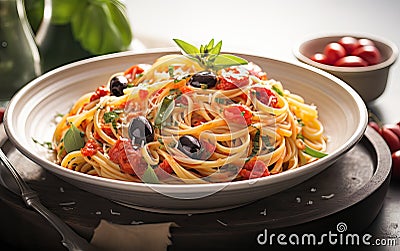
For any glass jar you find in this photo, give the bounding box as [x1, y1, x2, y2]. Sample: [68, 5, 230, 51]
[0, 0, 41, 104]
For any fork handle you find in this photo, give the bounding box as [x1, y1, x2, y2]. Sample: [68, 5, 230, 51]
[26, 196, 94, 251]
[0, 147, 95, 251]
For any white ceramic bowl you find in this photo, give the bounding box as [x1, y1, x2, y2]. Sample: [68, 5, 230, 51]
[4, 50, 368, 213]
[293, 33, 398, 103]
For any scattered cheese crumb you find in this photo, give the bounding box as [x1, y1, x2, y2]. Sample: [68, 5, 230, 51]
[110, 209, 121, 215]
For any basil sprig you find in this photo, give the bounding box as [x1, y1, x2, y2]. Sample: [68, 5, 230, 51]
[173, 38, 248, 71]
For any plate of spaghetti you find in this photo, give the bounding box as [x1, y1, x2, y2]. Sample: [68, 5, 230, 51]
[4, 39, 368, 213]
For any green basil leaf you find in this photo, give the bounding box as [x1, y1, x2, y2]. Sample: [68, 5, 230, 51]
[199, 44, 204, 54]
[272, 86, 284, 96]
[303, 145, 328, 158]
[209, 40, 222, 55]
[205, 39, 214, 52]
[71, 1, 131, 55]
[155, 96, 175, 127]
[141, 165, 160, 184]
[103, 110, 119, 123]
[106, 1, 132, 47]
[214, 54, 248, 66]
[51, 0, 83, 24]
[173, 39, 200, 55]
[63, 124, 85, 153]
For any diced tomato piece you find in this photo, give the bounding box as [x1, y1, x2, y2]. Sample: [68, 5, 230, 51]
[180, 85, 194, 94]
[216, 66, 249, 90]
[124, 65, 144, 77]
[159, 159, 173, 174]
[81, 139, 100, 157]
[154, 159, 174, 180]
[108, 138, 148, 176]
[90, 85, 110, 102]
[101, 125, 115, 139]
[251, 87, 279, 108]
[223, 104, 252, 126]
[139, 89, 149, 100]
[245, 62, 268, 80]
[240, 158, 270, 179]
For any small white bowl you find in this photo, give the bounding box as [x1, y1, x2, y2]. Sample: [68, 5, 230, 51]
[293, 33, 398, 103]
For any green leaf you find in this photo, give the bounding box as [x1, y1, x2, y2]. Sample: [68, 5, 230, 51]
[106, 1, 133, 47]
[272, 86, 284, 96]
[199, 44, 205, 54]
[32, 138, 53, 150]
[155, 96, 175, 127]
[63, 124, 85, 153]
[51, 0, 83, 24]
[71, 1, 132, 55]
[141, 165, 160, 184]
[214, 54, 248, 66]
[205, 39, 215, 53]
[209, 40, 222, 55]
[173, 39, 200, 55]
[303, 145, 328, 158]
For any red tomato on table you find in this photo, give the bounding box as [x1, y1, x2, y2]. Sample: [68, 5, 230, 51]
[352, 45, 382, 65]
[310, 53, 329, 64]
[338, 36, 360, 55]
[334, 56, 368, 67]
[323, 42, 346, 65]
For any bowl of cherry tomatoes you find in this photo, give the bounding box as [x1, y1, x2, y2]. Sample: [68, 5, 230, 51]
[293, 33, 398, 103]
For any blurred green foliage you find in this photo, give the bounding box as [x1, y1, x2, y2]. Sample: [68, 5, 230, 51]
[24, 0, 133, 55]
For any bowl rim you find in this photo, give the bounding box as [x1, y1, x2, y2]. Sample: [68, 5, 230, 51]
[4, 49, 368, 193]
[293, 32, 399, 73]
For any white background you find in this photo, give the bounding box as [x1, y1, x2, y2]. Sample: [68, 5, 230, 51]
[126, 0, 400, 123]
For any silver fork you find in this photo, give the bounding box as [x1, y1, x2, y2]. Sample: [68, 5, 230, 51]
[0, 124, 95, 251]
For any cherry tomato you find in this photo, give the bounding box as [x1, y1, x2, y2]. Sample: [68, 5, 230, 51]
[90, 85, 110, 102]
[251, 87, 279, 108]
[108, 138, 148, 176]
[0, 107, 5, 123]
[310, 53, 330, 64]
[323, 42, 346, 65]
[81, 139, 100, 157]
[357, 38, 375, 48]
[352, 45, 382, 65]
[154, 159, 174, 181]
[216, 66, 249, 90]
[334, 56, 368, 67]
[240, 158, 270, 179]
[223, 104, 252, 126]
[368, 121, 381, 133]
[381, 127, 400, 153]
[383, 124, 400, 138]
[391, 150, 400, 180]
[338, 36, 360, 55]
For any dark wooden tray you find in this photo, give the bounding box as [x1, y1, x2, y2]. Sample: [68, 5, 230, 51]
[0, 127, 392, 250]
